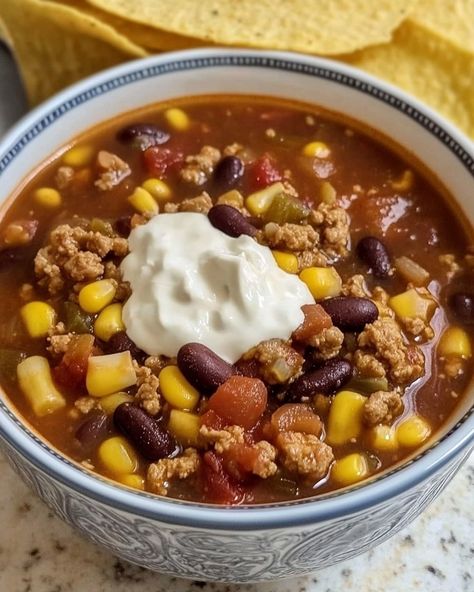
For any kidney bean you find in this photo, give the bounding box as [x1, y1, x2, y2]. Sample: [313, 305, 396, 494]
[321, 296, 378, 332]
[117, 123, 170, 151]
[177, 343, 235, 393]
[449, 292, 474, 324]
[106, 331, 145, 362]
[356, 236, 391, 278]
[114, 403, 180, 460]
[208, 204, 257, 238]
[75, 412, 112, 455]
[213, 156, 244, 188]
[287, 359, 352, 401]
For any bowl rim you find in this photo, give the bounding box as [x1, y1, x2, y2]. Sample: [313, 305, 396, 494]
[0, 47, 473, 531]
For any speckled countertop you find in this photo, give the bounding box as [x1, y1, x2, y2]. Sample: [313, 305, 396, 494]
[0, 46, 473, 592]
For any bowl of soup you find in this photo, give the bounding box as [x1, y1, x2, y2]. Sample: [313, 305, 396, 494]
[0, 49, 472, 582]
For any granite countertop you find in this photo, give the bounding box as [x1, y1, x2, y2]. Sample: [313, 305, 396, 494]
[0, 46, 473, 592]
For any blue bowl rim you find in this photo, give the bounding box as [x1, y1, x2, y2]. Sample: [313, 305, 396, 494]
[0, 48, 473, 531]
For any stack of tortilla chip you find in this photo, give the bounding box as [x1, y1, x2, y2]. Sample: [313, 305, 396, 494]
[0, 0, 473, 137]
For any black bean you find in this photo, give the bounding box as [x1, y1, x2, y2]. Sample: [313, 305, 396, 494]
[114, 404, 180, 461]
[357, 236, 391, 278]
[286, 359, 352, 401]
[321, 296, 378, 332]
[449, 292, 474, 324]
[117, 123, 170, 151]
[177, 343, 234, 393]
[75, 412, 112, 455]
[208, 204, 257, 238]
[213, 156, 244, 189]
[106, 331, 145, 362]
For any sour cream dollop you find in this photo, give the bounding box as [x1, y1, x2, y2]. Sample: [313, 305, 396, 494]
[121, 213, 314, 363]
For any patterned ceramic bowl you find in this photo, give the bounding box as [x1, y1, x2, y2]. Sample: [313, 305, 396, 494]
[0, 49, 473, 583]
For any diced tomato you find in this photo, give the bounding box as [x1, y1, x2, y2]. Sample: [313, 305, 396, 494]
[208, 376, 267, 430]
[200, 408, 225, 430]
[292, 304, 333, 343]
[202, 451, 244, 505]
[249, 154, 282, 189]
[270, 403, 322, 437]
[53, 334, 95, 389]
[143, 146, 184, 178]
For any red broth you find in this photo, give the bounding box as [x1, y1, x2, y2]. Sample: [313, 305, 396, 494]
[0, 95, 472, 504]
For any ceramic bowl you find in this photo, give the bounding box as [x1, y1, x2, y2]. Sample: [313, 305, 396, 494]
[0, 49, 473, 583]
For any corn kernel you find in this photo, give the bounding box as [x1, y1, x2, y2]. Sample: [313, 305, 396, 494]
[391, 169, 414, 191]
[159, 366, 200, 410]
[396, 415, 431, 447]
[438, 326, 472, 359]
[62, 144, 94, 167]
[327, 390, 366, 445]
[98, 436, 138, 475]
[164, 107, 190, 131]
[272, 250, 298, 274]
[128, 187, 158, 215]
[217, 189, 244, 209]
[245, 182, 284, 216]
[17, 356, 66, 417]
[119, 474, 145, 490]
[389, 288, 436, 322]
[299, 266, 342, 300]
[99, 392, 134, 415]
[370, 425, 399, 451]
[168, 409, 201, 446]
[141, 178, 171, 201]
[33, 187, 62, 208]
[302, 141, 330, 158]
[79, 279, 116, 313]
[319, 181, 336, 204]
[332, 453, 369, 486]
[94, 303, 125, 342]
[20, 301, 56, 338]
[86, 351, 136, 397]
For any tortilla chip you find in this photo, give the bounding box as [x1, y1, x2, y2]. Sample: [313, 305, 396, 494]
[411, 0, 474, 53]
[57, 0, 210, 50]
[0, 0, 147, 106]
[344, 19, 474, 138]
[85, 0, 417, 55]
[0, 16, 12, 46]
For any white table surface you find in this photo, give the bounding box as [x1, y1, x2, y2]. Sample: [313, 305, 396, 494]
[0, 44, 472, 592]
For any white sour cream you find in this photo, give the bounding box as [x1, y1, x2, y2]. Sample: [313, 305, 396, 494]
[121, 213, 314, 363]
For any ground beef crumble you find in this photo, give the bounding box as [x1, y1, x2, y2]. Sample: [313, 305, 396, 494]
[363, 390, 404, 426]
[164, 192, 213, 214]
[309, 202, 350, 259]
[342, 274, 370, 298]
[260, 222, 319, 251]
[200, 425, 277, 478]
[200, 425, 245, 453]
[147, 448, 200, 496]
[243, 339, 303, 384]
[133, 362, 161, 416]
[34, 224, 128, 295]
[74, 396, 101, 415]
[309, 326, 344, 361]
[276, 431, 334, 480]
[179, 145, 221, 185]
[94, 150, 131, 191]
[357, 318, 424, 384]
[55, 166, 75, 190]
